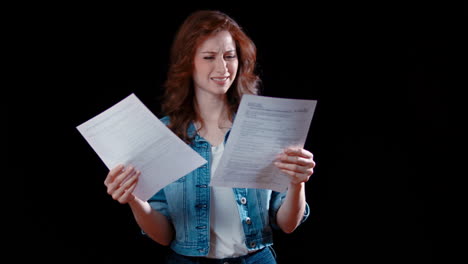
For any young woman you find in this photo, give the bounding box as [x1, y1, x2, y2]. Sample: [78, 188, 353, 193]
[104, 10, 315, 264]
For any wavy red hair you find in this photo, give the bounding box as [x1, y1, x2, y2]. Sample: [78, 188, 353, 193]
[162, 10, 260, 143]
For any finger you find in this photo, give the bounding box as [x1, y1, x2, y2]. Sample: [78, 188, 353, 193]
[278, 154, 311, 167]
[284, 148, 313, 159]
[104, 164, 125, 186]
[275, 161, 308, 174]
[118, 191, 133, 204]
[278, 162, 314, 177]
[117, 172, 140, 204]
[115, 165, 136, 184]
[279, 169, 311, 184]
[121, 170, 140, 190]
[112, 170, 139, 201]
[118, 174, 139, 204]
[107, 166, 135, 195]
[110, 166, 136, 192]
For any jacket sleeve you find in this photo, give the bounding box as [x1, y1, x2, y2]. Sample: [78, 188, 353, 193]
[269, 190, 310, 230]
[148, 188, 172, 221]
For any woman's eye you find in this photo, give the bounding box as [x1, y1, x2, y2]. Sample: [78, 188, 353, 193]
[203, 56, 215, 60]
[225, 55, 237, 60]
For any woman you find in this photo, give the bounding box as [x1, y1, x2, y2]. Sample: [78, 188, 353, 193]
[104, 10, 315, 264]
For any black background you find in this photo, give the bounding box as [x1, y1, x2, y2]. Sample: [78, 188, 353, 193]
[9, 2, 463, 263]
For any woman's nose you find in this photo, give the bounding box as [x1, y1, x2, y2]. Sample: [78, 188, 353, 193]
[215, 58, 228, 74]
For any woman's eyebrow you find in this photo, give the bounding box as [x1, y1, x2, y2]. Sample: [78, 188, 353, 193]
[201, 49, 236, 54]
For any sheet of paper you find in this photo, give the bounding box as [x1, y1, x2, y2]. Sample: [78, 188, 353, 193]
[210, 94, 317, 192]
[76, 93, 207, 201]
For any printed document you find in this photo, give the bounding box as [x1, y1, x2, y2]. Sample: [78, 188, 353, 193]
[76, 93, 207, 201]
[210, 94, 317, 192]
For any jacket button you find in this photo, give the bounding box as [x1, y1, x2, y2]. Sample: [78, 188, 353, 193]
[245, 217, 252, 225]
[250, 241, 256, 248]
[240, 197, 247, 205]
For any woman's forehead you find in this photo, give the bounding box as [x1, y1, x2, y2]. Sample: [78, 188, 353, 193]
[197, 30, 236, 53]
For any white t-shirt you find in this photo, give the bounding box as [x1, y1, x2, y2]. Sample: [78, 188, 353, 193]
[207, 143, 249, 258]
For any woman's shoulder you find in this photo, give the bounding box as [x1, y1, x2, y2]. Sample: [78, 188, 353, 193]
[160, 115, 170, 125]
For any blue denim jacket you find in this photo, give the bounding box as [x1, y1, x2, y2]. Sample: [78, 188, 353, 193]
[148, 116, 310, 257]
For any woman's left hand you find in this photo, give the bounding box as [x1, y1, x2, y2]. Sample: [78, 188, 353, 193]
[274, 147, 316, 185]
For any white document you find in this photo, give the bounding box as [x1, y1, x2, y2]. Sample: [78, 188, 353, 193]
[210, 94, 317, 192]
[76, 93, 207, 201]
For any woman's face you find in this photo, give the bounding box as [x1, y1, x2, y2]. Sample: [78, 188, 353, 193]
[193, 30, 238, 98]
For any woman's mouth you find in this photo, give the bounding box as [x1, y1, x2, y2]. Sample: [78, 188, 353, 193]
[211, 77, 229, 85]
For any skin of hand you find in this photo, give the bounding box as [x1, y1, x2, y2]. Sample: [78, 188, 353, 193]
[104, 164, 141, 204]
[274, 147, 315, 185]
[274, 147, 315, 233]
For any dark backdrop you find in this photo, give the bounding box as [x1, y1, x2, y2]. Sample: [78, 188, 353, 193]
[10, 2, 462, 263]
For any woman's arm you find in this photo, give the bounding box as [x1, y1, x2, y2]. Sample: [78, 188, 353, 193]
[128, 198, 174, 246]
[274, 148, 315, 233]
[276, 183, 306, 233]
[104, 164, 174, 246]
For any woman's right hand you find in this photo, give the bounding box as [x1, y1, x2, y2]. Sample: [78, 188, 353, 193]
[104, 164, 141, 204]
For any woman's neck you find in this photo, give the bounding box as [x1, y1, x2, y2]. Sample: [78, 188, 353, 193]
[195, 93, 229, 126]
[194, 93, 232, 146]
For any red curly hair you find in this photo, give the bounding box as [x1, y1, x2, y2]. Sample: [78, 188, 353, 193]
[162, 10, 260, 143]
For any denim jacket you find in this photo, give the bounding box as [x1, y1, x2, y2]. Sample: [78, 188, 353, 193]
[148, 116, 310, 257]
